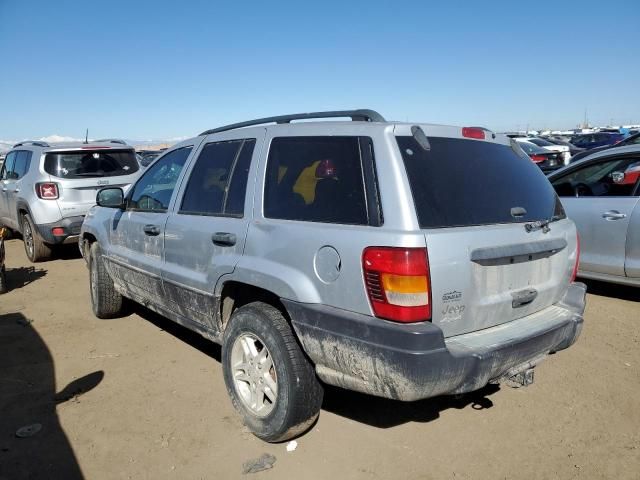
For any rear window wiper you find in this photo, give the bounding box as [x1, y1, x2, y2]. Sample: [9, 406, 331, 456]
[525, 215, 562, 233]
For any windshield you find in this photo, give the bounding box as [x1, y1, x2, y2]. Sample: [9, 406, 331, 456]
[397, 136, 564, 228]
[44, 149, 139, 178]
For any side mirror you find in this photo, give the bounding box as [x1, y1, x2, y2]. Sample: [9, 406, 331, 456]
[96, 187, 125, 209]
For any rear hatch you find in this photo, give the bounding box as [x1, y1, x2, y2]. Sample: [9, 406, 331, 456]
[43, 146, 140, 218]
[396, 130, 577, 337]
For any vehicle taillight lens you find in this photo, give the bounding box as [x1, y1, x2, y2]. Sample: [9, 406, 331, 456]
[571, 233, 580, 283]
[362, 247, 431, 323]
[530, 154, 546, 163]
[462, 127, 485, 140]
[36, 182, 59, 199]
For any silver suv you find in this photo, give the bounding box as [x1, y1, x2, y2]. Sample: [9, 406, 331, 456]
[80, 110, 586, 442]
[0, 140, 140, 261]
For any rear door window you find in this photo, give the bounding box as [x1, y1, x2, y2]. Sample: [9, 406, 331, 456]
[179, 139, 256, 217]
[397, 136, 564, 228]
[44, 149, 139, 178]
[264, 136, 370, 225]
[13, 151, 32, 179]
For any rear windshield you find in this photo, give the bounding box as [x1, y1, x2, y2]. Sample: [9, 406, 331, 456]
[44, 149, 139, 178]
[397, 136, 564, 228]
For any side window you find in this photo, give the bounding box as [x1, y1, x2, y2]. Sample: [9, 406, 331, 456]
[13, 151, 32, 179]
[552, 157, 640, 197]
[179, 139, 255, 217]
[1, 152, 17, 180]
[264, 136, 368, 225]
[129, 146, 192, 211]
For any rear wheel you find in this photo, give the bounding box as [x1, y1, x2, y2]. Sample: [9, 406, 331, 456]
[21, 214, 51, 262]
[89, 242, 125, 318]
[222, 302, 323, 442]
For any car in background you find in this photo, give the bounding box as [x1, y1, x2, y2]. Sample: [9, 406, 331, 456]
[137, 150, 163, 167]
[518, 137, 571, 165]
[570, 132, 624, 151]
[548, 144, 640, 287]
[515, 139, 564, 172]
[570, 132, 640, 163]
[543, 136, 585, 157]
[0, 139, 141, 261]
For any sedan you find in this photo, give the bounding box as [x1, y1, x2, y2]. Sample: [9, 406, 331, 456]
[547, 145, 640, 287]
[518, 137, 571, 165]
[570, 131, 640, 163]
[516, 140, 564, 172]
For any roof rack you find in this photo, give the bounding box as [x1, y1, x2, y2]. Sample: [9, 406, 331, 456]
[13, 140, 50, 148]
[94, 138, 128, 145]
[199, 109, 385, 136]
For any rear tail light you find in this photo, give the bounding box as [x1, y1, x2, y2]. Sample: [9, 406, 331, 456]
[571, 232, 580, 283]
[530, 154, 546, 163]
[36, 182, 59, 200]
[462, 127, 486, 140]
[362, 247, 431, 323]
[51, 227, 65, 236]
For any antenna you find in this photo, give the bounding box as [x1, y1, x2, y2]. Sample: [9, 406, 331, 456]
[84, 128, 89, 144]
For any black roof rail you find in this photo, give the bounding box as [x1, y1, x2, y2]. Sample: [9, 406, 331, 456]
[13, 140, 50, 148]
[199, 109, 386, 136]
[94, 138, 128, 145]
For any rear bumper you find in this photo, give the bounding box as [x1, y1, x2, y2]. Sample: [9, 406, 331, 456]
[35, 216, 84, 244]
[286, 282, 586, 401]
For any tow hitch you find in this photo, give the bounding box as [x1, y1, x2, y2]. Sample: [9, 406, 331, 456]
[497, 354, 547, 388]
[508, 368, 535, 387]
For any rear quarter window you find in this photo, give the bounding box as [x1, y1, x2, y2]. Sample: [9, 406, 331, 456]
[397, 136, 564, 228]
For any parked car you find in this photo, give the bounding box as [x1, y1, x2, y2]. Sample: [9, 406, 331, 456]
[548, 145, 640, 286]
[516, 140, 564, 172]
[0, 140, 141, 262]
[517, 137, 571, 165]
[570, 131, 640, 163]
[81, 109, 584, 442]
[542, 136, 585, 157]
[570, 132, 624, 151]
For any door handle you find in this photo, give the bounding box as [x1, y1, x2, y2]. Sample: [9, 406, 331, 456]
[143, 224, 161, 236]
[602, 210, 627, 220]
[212, 232, 236, 246]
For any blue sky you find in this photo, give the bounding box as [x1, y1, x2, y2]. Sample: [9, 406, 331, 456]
[0, 0, 638, 140]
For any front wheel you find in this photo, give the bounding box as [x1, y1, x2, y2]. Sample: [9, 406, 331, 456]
[89, 242, 125, 318]
[222, 302, 323, 442]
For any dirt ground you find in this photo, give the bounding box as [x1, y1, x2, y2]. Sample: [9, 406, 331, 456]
[0, 238, 639, 480]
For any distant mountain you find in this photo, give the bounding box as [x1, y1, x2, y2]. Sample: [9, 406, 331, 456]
[0, 135, 187, 153]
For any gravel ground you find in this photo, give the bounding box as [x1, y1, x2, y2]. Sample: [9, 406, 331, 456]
[0, 238, 639, 479]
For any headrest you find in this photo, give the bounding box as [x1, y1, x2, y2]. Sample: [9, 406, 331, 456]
[315, 159, 337, 179]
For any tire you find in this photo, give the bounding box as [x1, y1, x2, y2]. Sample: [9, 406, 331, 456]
[0, 265, 7, 294]
[89, 242, 125, 318]
[21, 214, 51, 262]
[222, 302, 323, 442]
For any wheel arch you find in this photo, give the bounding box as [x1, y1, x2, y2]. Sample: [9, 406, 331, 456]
[217, 281, 290, 333]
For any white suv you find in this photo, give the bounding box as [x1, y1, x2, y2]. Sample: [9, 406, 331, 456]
[0, 140, 141, 261]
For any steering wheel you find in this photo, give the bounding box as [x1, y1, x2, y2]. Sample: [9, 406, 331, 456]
[573, 182, 593, 197]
